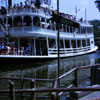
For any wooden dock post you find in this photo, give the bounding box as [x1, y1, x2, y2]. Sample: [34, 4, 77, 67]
[21, 79, 24, 100]
[94, 66, 97, 84]
[74, 68, 78, 87]
[91, 66, 94, 86]
[30, 79, 36, 100]
[9, 81, 15, 100]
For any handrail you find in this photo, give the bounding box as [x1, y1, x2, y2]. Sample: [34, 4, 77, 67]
[0, 87, 100, 94]
[0, 77, 54, 82]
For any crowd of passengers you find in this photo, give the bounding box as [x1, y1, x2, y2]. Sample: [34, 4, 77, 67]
[0, 0, 84, 23]
[0, 42, 32, 55]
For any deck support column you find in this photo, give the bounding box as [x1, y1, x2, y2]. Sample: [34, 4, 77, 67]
[46, 37, 49, 56]
[34, 38, 36, 56]
[69, 26, 70, 33]
[81, 39, 83, 48]
[18, 37, 21, 55]
[56, 39, 57, 49]
[76, 39, 78, 48]
[12, 17, 14, 27]
[63, 39, 65, 49]
[40, 17, 42, 28]
[70, 39, 72, 48]
[22, 16, 24, 26]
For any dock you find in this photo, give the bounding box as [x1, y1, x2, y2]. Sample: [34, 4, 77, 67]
[0, 64, 100, 100]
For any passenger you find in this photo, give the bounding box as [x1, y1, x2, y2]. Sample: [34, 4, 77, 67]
[24, 1, 28, 8]
[20, 2, 24, 9]
[35, 0, 41, 9]
[44, 7, 48, 15]
[21, 47, 24, 55]
[23, 43, 31, 55]
[17, 4, 20, 10]
[31, 1, 35, 9]
[0, 43, 5, 55]
[80, 17, 83, 22]
[31, 1, 35, 12]
[13, 4, 17, 9]
[6, 45, 11, 55]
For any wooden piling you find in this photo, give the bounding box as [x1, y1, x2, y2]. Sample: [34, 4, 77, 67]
[91, 66, 94, 86]
[9, 81, 15, 100]
[30, 79, 36, 100]
[74, 68, 78, 87]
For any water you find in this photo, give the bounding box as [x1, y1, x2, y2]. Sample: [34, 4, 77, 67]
[0, 51, 100, 99]
[0, 51, 100, 79]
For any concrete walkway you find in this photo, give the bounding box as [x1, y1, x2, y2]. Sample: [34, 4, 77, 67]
[79, 92, 100, 100]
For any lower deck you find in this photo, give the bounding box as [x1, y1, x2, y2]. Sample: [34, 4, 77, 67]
[0, 36, 95, 57]
[0, 46, 98, 64]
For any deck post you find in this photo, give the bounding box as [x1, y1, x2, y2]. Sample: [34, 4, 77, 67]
[46, 37, 49, 56]
[34, 38, 36, 56]
[91, 66, 94, 86]
[9, 81, 15, 100]
[21, 79, 24, 100]
[30, 79, 36, 100]
[57, 0, 60, 88]
[94, 66, 97, 84]
[18, 37, 21, 55]
[74, 68, 78, 87]
[81, 39, 83, 48]
[70, 39, 72, 48]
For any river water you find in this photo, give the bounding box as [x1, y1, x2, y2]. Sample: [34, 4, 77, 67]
[0, 51, 100, 99]
[0, 50, 100, 78]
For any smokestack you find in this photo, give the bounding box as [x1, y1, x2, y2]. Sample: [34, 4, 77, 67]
[8, 0, 12, 7]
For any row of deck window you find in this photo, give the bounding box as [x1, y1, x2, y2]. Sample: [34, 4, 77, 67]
[0, 15, 93, 34]
[0, 38, 91, 56]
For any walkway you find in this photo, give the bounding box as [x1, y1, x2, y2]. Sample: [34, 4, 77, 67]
[79, 91, 100, 100]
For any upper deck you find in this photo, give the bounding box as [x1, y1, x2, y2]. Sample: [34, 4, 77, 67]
[0, 4, 94, 39]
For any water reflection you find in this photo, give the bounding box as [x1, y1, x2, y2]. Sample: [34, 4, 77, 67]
[0, 51, 100, 79]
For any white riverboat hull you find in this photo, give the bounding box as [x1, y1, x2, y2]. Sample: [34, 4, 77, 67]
[0, 46, 98, 65]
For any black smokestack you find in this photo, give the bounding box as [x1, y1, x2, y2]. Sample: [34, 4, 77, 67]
[8, 0, 12, 7]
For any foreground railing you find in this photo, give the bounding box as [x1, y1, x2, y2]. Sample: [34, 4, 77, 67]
[0, 64, 100, 100]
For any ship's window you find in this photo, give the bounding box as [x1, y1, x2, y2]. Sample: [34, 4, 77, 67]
[24, 16, 32, 26]
[70, 26, 72, 33]
[47, 19, 49, 23]
[67, 26, 69, 32]
[82, 40, 86, 47]
[63, 24, 66, 32]
[72, 40, 76, 48]
[8, 17, 12, 27]
[65, 40, 70, 48]
[77, 40, 81, 47]
[14, 16, 22, 27]
[41, 18, 45, 28]
[48, 39, 56, 48]
[60, 40, 64, 48]
[0, 18, 3, 24]
[87, 39, 90, 46]
[33, 16, 40, 27]
[41, 18, 45, 22]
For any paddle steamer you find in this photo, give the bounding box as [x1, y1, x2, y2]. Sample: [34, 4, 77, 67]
[0, 0, 98, 63]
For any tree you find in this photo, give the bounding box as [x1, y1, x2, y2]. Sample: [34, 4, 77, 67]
[89, 20, 100, 38]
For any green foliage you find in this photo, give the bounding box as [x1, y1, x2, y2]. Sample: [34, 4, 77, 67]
[89, 20, 100, 38]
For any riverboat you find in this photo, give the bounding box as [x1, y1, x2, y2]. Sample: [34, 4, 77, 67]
[0, 0, 98, 64]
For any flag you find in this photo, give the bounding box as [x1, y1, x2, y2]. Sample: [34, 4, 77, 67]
[75, 5, 77, 15]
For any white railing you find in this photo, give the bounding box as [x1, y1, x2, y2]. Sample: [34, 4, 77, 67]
[49, 46, 91, 54]
[8, 8, 50, 17]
